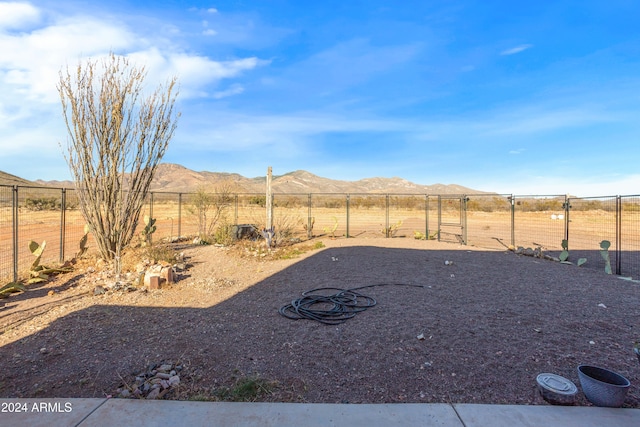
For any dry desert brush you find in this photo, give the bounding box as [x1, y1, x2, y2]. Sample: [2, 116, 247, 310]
[58, 53, 180, 269]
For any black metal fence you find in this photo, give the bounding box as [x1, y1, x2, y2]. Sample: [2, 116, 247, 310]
[2, 185, 639, 283]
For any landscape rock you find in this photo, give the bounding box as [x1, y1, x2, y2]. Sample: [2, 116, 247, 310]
[117, 361, 183, 400]
[146, 387, 160, 400]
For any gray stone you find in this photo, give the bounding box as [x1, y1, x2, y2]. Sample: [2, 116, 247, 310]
[146, 387, 160, 400]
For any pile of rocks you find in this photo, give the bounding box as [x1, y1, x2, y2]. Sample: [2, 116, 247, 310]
[511, 246, 560, 262]
[117, 361, 183, 399]
[91, 253, 187, 295]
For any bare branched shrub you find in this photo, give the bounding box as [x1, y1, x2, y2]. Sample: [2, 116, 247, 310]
[188, 181, 236, 241]
[58, 53, 179, 267]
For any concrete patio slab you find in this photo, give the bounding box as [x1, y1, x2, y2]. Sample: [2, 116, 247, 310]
[2, 399, 640, 427]
[453, 403, 640, 427]
[80, 401, 463, 427]
[0, 398, 106, 427]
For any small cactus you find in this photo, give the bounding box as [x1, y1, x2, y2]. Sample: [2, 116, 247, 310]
[382, 220, 403, 238]
[559, 239, 569, 262]
[600, 240, 612, 274]
[303, 217, 315, 237]
[76, 224, 90, 259]
[27, 240, 73, 284]
[29, 240, 46, 272]
[323, 216, 338, 238]
[0, 282, 26, 299]
[140, 215, 157, 246]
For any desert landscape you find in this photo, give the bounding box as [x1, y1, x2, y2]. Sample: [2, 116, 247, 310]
[1, 165, 639, 407]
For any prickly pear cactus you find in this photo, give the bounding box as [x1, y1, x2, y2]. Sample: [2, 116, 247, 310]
[600, 240, 612, 274]
[29, 240, 46, 271]
[559, 239, 569, 262]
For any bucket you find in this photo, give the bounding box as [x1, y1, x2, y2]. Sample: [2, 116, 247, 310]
[577, 365, 630, 408]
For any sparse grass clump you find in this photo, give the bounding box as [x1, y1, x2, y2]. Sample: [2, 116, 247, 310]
[216, 375, 275, 402]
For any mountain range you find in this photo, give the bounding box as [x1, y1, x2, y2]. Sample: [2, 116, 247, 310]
[1, 163, 488, 195]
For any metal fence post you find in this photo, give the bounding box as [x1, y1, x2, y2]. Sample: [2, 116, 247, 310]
[60, 188, 66, 263]
[563, 195, 571, 248]
[234, 194, 239, 225]
[12, 186, 18, 283]
[178, 193, 183, 239]
[385, 194, 390, 238]
[425, 195, 430, 238]
[616, 195, 622, 275]
[307, 194, 312, 239]
[462, 196, 468, 244]
[149, 192, 155, 245]
[149, 192, 154, 220]
[510, 195, 515, 247]
[346, 194, 350, 238]
[437, 195, 442, 241]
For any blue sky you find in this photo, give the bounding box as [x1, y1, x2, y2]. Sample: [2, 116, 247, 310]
[1, 0, 639, 196]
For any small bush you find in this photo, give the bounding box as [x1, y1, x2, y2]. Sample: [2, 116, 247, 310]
[24, 197, 60, 211]
[213, 221, 235, 246]
[144, 244, 177, 264]
[248, 195, 266, 207]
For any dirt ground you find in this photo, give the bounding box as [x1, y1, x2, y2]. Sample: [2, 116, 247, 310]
[1, 237, 639, 407]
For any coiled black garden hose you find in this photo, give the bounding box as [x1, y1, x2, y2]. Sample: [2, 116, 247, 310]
[278, 283, 423, 325]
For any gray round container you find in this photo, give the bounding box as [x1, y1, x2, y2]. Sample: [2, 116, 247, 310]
[577, 365, 630, 408]
[536, 373, 578, 405]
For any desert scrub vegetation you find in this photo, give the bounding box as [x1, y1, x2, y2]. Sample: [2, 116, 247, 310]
[188, 182, 237, 242]
[233, 239, 325, 260]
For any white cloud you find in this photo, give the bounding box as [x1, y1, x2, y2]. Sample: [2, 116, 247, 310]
[476, 107, 616, 136]
[500, 44, 533, 56]
[203, 29, 217, 36]
[213, 84, 245, 99]
[0, 5, 266, 100]
[0, 1, 41, 29]
[0, 2, 268, 162]
[181, 111, 406, 155]
[0, 18, 135, 103]
[207, 8, 218, 14]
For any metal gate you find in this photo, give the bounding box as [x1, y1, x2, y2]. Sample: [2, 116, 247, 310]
[437, 195, 467, 244]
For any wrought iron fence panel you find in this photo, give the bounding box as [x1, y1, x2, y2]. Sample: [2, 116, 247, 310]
[512, 195, 566, 252]
[0, 185, 14, 282]
[465, 194, 513, 250]
[620, 195, 640, 278]
[388, 194, 425, 240]
[2, 184, 640, 282]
